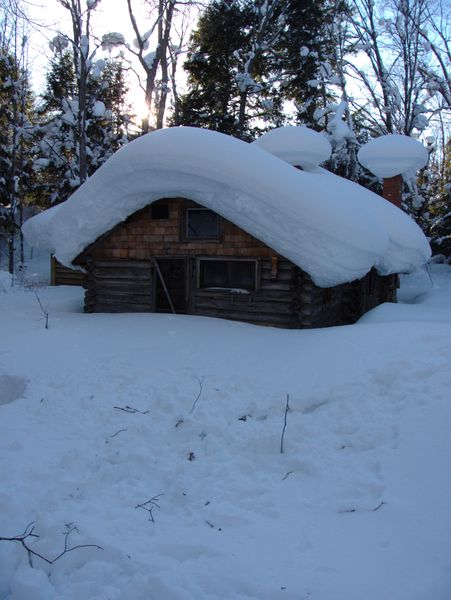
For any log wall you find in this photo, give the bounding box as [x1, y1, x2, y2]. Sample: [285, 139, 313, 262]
[190, 257, 302, 327]
[51, 256, 86, 286]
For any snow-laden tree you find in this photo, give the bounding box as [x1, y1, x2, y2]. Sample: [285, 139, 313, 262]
[275, 0, 339, 128]
[422, 136, 451, 257]
[44, 0, 131, 189]
[34, 49, 131, 205]
[177, 0, 280, 139]
[0, 0, 34, 273]
[177, 0, 338, 139]
[343, 0, 449, 137]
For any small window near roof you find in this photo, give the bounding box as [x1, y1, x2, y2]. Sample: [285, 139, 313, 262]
[151, 201, 170, 220]
[198, 259, 257, 291]
[185, 208, 220, 240]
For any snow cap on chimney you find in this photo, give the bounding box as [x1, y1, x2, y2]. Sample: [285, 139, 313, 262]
[357, 134, 428, 179]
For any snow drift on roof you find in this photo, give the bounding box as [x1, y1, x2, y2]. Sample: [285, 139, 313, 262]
[358, 134, 429, 178]
[252, 126, 332, 169]
[22, 127, 430, 288]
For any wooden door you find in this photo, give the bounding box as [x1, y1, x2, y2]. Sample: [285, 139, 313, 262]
[154, 258, 187, 313]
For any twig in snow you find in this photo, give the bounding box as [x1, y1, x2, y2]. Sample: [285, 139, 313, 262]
[281, 470, 294, 481]
[109, 428, 128, 438]
[280, 394, 290, 454]
[189, 376, 204, 414]
[114, 405, 149, 414]
[339, 501, 386, 514]
[135, 494, 163, 522]
[34, 289, 49, 329]
[0, 522, 103, 568]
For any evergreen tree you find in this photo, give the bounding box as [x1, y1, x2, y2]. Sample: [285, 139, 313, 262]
[0, 25, 34, 272]
[276, 0, 338, 128]
[177, 0, 285, 140]
[177, 0, 255, 138]
[177, 0, 337, 139]
[34, 52, 131, 205]
[427, 139, 451, 257]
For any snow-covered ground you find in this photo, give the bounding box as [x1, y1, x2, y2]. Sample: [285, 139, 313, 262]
[0, 260, 450, 600]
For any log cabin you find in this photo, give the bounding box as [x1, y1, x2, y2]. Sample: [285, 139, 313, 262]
[70, 197, 397, 327]
[23, 127, 431, 328]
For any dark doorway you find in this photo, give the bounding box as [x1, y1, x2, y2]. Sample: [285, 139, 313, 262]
[154, 258, 187, 313]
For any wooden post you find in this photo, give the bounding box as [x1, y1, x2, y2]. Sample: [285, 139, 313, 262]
[153, 258, 176, 314]
[50, 255, 56, 286]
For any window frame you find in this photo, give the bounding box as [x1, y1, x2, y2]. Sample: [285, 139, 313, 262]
[196, 257, 260, 292]
[184, 208, 221, 241]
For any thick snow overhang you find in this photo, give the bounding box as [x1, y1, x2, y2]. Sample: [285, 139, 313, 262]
[22, 127, 431, 288]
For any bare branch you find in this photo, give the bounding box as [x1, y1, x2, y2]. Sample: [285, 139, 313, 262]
[0, 522, 103, 568]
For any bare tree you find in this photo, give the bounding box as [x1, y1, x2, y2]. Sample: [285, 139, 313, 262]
[126, 0, 199, 132]
[414, 0, 451, 109]
[344, 0, 450, 136]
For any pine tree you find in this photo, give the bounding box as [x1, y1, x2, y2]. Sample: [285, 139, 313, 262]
[177, 0, 254, 137]
[0, 30, 34, 272]
[427, 139, 451, 257]
[177, 0, 337, 139]
[177, 0, 285, 140]
[34, 52, 131, 205]
[276, 0, 337, 128]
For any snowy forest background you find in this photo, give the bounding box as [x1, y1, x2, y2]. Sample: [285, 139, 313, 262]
[0, 0, 450, 276]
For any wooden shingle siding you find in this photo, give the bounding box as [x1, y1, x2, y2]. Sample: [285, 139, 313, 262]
[80, 199, 275, 262]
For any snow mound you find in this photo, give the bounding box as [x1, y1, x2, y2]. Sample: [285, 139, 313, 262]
[253, 126, 332, 169]
[92, 101, 106, 118]
[22, 127, 430, 287]
[358, 134, 429, 178]
[0, 270, 13, 291]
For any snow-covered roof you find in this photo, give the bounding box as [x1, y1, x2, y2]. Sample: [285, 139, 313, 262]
[358, 134, 429, 179]
[22, 127, 430, 288]
[252, 126, 332, 169]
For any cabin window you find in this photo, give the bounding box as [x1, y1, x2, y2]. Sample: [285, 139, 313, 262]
[151, 201, 170, 220]
[185, 208, 220, 240]
[198, 258, 258, 291]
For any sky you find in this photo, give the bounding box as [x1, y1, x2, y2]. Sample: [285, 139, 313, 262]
[26, 0, 132, 83]
[24, 0, 175, 118]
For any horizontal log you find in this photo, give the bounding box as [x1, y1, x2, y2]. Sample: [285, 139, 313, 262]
[90, 280, 153, 293]
[90, 270, 151, 281]
[91, 303, 153, 313]
[194, 298, 295, 315]
[95, 291, 153, 303]
[260, 280, 293, 292]
[193, 308, 299, 326]
[90, 259, 150, 269]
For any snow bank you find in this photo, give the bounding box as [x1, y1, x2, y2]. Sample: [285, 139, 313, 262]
[22, 127, 430, 287]
[0, 264, 450, 600]
[358, 134, 429, 178]
[252, 125, 332, 168]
